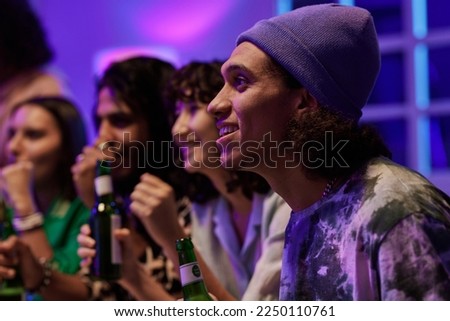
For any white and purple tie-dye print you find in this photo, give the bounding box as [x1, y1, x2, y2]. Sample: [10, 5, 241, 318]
[280, 157, 450, 300]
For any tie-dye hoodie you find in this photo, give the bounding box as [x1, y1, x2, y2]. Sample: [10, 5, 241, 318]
[280, 157, 450, 300]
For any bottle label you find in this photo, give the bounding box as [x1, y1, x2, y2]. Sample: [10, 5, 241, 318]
[95, 176, 113, 196]
[179, 262, 203, 286]
[110, 214, 122, 264]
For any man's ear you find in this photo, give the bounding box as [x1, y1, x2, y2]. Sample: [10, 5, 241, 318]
[297, 88, 319, 109]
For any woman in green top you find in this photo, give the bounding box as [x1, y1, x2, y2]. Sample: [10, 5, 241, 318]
[0, 96, 89, 300]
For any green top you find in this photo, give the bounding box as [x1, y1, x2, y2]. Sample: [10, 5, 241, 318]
[3, 197, 90, 300]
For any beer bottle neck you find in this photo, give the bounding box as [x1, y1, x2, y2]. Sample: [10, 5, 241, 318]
[178, 248, 197, 266]
[97, 193, 115, 205]
[177, 238, 212, 300]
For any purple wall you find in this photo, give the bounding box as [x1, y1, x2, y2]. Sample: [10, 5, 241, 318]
[30, 0, 276, 138]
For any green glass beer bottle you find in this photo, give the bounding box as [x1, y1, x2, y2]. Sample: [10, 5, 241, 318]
[0, 197, 24, 300]
[89, 160, 122, 280]
[176, 237, 213, 301]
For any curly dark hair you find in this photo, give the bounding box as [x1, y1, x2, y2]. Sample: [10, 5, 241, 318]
[168, 61, 270, 203]
[0, 0, 53, 85]
[10, 96, 87, 200]
[284, 103, 392, 181]
[167, 61, 224, 105]
[94, 56, 186, 198]
[264, 54, 391, 181]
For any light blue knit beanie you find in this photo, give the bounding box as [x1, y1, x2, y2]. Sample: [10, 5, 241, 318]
[237, 3, 380, 121]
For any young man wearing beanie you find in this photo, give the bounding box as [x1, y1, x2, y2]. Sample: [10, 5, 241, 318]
[208, 3, 450, 300]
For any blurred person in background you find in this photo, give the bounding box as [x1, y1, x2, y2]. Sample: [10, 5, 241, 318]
[0, 96, 89, 300]
[0, 56, 189, 301]
[71, 56, 189, 300]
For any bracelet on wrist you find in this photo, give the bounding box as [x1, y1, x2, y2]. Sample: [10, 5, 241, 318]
[26, 257, 54, 293]
[12, 212, 44, 232]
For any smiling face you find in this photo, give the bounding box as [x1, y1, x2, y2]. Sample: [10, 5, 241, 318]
[95, 87, 148, 179]
[6, 105, 62, 187]
[172, 96, 221, 174]
[207, 42, 303, 172]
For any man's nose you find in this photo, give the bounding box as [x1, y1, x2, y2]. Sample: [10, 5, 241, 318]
[172, 110, 190, 137]
[97, 120, 114, 142]
[207, 87, 231, 121]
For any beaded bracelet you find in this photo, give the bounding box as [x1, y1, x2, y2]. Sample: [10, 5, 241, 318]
[27, 258, 53, 293]
[12, 212, 44, 232]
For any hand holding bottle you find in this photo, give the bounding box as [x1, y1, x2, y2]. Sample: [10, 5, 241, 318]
[0, 237, 18, 283]
[77, 224, 142, 287]
[0, 236, 43, 292]
[77, 224, 96, 269]
[89, 160, 122, 280]
[71, 144, 105, 208]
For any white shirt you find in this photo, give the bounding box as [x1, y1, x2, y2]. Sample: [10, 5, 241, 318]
[191, 190, 291, 300]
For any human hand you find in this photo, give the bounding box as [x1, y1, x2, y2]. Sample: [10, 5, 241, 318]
[0, 161, 37, 217]
[77, 223, 141, 284]
[113, 228, 141, 285]
[0, 236, 43, 290]
[130, 173, 185, 248]
[0, 238, 19, 283]
[76, 224, 96, 269]
[71, 145, 104, 208]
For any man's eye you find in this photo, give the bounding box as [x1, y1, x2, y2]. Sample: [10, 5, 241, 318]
[233, 76, 248, 91]
[108, 114, 134, 128]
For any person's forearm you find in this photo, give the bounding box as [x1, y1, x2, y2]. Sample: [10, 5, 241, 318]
[119, 264, 176, 300]
[39, 271, 90, 300]
[193, 249, 236, 301]
[19, 228, 53, 259]
[8, 235, 87, 300]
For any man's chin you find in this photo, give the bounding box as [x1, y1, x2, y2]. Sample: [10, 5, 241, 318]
[221, 148, 266, 172]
